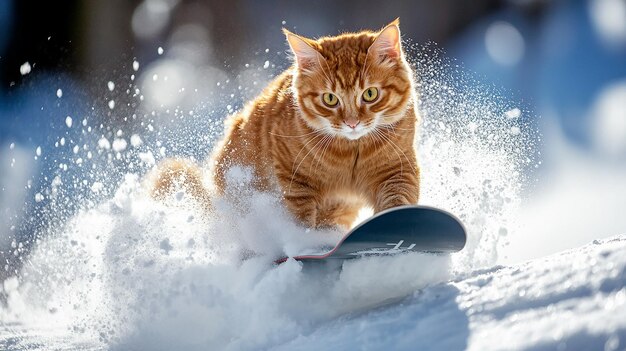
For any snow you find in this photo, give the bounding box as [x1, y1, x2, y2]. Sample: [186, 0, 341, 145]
[505, 107, 521, 119]
[138, 151, 155, 166]
[2, 120, 518, 348]
[111, 138, 127, 152]
[275, 236, 626, 351]
[130, 134, 142, 147]
[97, 137, 111, 150]
[19, 62, 31, 75]
[1, 230, 625, 350]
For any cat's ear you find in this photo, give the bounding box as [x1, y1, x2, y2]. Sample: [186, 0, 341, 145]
[283, 29, 324, 71]
[369, 18, 402, 61]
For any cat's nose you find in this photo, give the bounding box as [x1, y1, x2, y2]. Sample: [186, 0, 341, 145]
[344, 120, 360, 129]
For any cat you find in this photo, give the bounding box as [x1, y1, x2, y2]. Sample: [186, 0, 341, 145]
[150, 18, 420, 230]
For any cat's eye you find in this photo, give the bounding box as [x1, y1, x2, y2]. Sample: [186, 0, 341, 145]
[362, 87, 379, 102]
[322, 93, 339, 107]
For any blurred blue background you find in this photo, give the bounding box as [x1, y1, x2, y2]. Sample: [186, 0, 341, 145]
[1, 0, 626, 273]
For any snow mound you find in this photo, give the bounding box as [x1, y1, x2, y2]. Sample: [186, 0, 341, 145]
[0, 175, 452, 350]
[2, 235, 624, 350]
[275, 235, 626, 351]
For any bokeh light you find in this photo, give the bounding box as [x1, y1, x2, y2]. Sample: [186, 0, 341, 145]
[485, 21, 525, 66]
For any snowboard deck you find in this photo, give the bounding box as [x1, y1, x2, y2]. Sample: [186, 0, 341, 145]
[276, 205, 466, 264]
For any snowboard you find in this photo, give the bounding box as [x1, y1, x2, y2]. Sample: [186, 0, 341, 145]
[275, 205, 466, 264]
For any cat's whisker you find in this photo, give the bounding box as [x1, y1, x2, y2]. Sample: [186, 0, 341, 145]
[290, 133, 325, 183]
[371, 128, 397, 174]
[314, 135, 334, 173]
[269, 129, 323, 138]
[372, 127, 403, 176]
[367, 128, 383, 152]
[367, 127, 382, 149]
[383, 124, 400, 138]
[375, 130, 385, 149]
[376, 127, 414, 177]
[381, 123, 414, 132]
[289, 134, 329, 194]
[369, 130, 380, 148]
[310, 135, 329, 172]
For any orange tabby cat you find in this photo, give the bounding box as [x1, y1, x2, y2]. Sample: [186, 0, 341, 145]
[151, 19, 420, 229]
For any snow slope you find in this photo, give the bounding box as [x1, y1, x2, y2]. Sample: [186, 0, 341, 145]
[2, 235, 625, 350]
[276, 235, 626, 351]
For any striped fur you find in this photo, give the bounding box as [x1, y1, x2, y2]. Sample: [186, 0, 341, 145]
[152, 19, 421, 229]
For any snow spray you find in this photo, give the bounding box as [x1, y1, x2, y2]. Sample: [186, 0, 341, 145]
[0, 44, 539, 350]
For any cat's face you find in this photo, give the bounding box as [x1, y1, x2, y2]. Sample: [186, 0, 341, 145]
[286, 20, 414, 141]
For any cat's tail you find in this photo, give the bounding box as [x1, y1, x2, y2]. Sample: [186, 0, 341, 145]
[147, 158, 213, 210]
